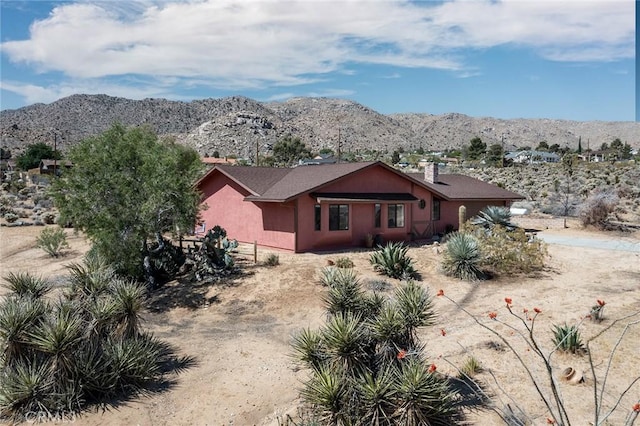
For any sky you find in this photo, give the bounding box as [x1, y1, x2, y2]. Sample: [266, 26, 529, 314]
[0, 0, 636, 122]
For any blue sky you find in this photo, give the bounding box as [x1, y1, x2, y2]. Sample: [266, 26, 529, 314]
[1, 1, 635, 121]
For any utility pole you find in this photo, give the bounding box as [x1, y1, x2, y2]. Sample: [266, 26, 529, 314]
[255, 139, 259, 166]
[336, 127, 341, 164]
[53, 132, 58, 177]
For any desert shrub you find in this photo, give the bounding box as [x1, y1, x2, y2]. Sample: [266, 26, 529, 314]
[552, 323, 585, 354]
[0, 259, 186, 421]
[441, 232, 485, 281]
[293, 278, 463, 424]
[367, 279, 391, 292]
[334, 256, 354, 269]
[473, 225, 547, 275]
[589, 300, 606, 322]
[41, 211, 56, 224]
[369, 241, 416, 279]
[459, 356, 483, 378]
[264, 253, 280, 266]
[36, 227, 70, 257]
[578, 189, 619, 229]
[4, 213, 18, 223]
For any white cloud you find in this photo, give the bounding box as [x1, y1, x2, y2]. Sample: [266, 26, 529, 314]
[1, 0, 634, 105]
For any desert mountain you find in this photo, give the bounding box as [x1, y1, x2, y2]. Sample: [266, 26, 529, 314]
[1, 94, 638, 159]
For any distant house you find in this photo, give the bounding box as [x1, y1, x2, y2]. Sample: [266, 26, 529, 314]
[299, 154, 337, 166]
[505, 150, 560, 164]
[196, 161, 523, 252]
[39, 159, 72, 175]
[201, 157, 238, 166]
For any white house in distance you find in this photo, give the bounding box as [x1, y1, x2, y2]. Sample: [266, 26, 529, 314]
[505, 150, 560, 164]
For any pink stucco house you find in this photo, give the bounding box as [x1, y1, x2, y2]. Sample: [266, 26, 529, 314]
[196, 161, 523, 252]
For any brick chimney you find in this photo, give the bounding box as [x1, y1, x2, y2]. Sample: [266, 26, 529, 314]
[424, 162, 438, 183]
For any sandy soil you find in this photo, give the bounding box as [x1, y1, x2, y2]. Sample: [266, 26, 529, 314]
[0, 223, 639, 426]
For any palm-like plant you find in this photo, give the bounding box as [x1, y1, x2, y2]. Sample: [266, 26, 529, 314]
[322, 274, 366, 316]
[441, 232, 485, 281]
[2, 273, 52, 299]
[110, 279, 146, 338]
[395, 281, 436, 346]
[322, 312, 370, 375]
[394, 360, 462, 426]
[0, 297, 47, 365]
[354, 368, 396, 426]
[370, 242, 416, 279]
[66, 252, 116, 300]
[471, 205, 516, 231]
[300, 366, 346, 425]
[292, 328, 328, 372]
[0, 358, 52, 417]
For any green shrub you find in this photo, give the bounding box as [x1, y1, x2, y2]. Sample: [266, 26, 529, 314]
[334, 256, 354, 269]
[36, 227, 69, 257]
[264, 253, 280, 266]
[552, 324, 585, 354]
[459, 356, 483, 378]
[369, 241, 416, 279]
[441, 232, 485, 281]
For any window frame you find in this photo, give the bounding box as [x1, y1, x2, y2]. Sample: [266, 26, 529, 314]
[314, 204, 321, 231]
[433, 199, 441, 221]
[387, 204, 405, 228]
[329, 204, 349, 231]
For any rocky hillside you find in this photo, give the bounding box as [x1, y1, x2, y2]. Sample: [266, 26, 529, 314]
[1, 94, 638, 159]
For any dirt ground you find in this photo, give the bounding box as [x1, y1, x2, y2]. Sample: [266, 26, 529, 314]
[0, 222, 639, 426]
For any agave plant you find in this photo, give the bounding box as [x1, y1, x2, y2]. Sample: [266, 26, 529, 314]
[471, 205, 516, 231]
[552, 323, 585, 354]
[2, 273, 52, 299]
[370, 242, 416, 279]
[441, 232, 485, 281]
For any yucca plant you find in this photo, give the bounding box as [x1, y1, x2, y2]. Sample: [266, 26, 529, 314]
[292, 328, 328, 372]
[66, 253, 116, 300]
[394, 359, 462, 426]
[319, 266, 358, 288]
[370, 242, 416, 279]
[471, 205, 516, 231]
[0, 296, 47, 365]
[109, 279, 146, 338]
[395, 281, 436, 346]
[322, 312, 370, 375]
[354, 367, 397, 426]
[322, 274, 366, 316]
[104, 333, 169, 391]
[2, 273, 52, 299]
[300, 366, 346, 425]
[441, 232, 485, 281]
[0, 358, 53, 418]
[552, 323, 585, 354]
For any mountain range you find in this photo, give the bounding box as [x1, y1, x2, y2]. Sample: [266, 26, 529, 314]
[1, 94, 638, 159]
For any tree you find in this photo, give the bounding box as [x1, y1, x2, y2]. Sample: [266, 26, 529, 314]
[486, 144, 504, 166]
[16, 142, 60, 170]
[391, 150, 401, 164]
[536, 141, 549, 151]
[577, 136, 582, 154]
[51, 124, 202, 281]
[0, 147, 11, 160]
[272, 135, 311, 167]
[466, 137, 486, 161]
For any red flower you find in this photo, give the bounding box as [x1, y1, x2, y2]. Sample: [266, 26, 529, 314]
[633, 402, 640, 412]
[523, 308, 529, 314]
[547, 418, 556, 424]
[436, 289, 444, 297]
[534, 307, 542, 314]
[597, 299, 606, 307]
[397, 349, 407, 360]
[440, 329, 446, 337]
[428, 363, 437, 373]
[488, 312, 497, 320]
[505, 297, 512, 306]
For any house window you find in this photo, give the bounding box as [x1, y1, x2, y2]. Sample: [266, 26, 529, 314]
[388, 204, 404, 228]
[433, 199, 441, 221]
[314, 204, 321, 231]
[374, 203, 381, 228]
[329, 204, 349, 231]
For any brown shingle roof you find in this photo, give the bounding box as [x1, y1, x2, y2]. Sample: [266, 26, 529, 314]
[406, 173, 524, 200]
[198, 162, 523, 202]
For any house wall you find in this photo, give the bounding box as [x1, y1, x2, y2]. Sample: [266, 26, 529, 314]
[296, 165, 430, 251]
[436, 200, 510, 234]
[199, 172, 296, 251]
